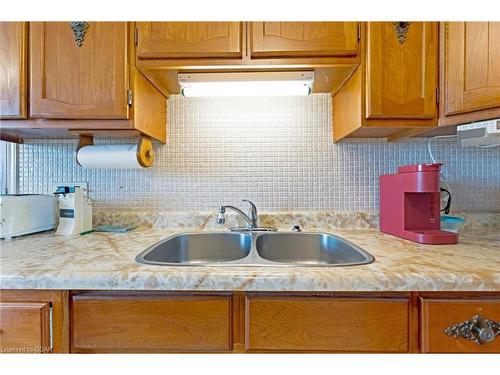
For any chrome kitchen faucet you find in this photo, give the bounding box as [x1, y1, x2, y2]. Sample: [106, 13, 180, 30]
[216, 200, 277, 232]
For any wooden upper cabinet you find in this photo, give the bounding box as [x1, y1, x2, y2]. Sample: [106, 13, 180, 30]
[441, 22, 500, 121]
[366, 22, 438, 119]
[0, 22, 27, 119]
[136, 22, 242, 59]
[0, 302, 51, 353]
[29, 22, 129, 119]
[250, 22, 358, 58]
[332, 22, 438, 142]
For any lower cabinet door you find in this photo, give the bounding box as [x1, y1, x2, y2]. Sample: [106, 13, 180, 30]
[70, 293, 232, 353]
[245, 296, 409, 352]
[420, 298, 500, 353]
[0, 302, 51, 353]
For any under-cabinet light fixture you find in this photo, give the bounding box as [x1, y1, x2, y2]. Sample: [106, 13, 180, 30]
[178, 71, 314, 97]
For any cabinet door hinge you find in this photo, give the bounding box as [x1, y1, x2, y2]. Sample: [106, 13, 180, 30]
[134, 27, 138, 45]
[357, 24, 361, 42]
[49, 304, 54, 352]
[127, 89, 133, 106]
[436, 87, 439, 104]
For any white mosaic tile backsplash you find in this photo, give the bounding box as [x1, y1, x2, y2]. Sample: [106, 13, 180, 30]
[17, 94, 500, 212]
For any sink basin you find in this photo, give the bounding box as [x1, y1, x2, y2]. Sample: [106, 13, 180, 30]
[136, 231, 374, 267]
[136, 232, 252, 265]
[255, 232, 374, 266]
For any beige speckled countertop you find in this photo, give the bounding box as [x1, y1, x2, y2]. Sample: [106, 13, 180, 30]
[0, 227, 499, 291]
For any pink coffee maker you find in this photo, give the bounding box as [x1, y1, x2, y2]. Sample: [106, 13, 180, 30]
[380, 163, 458, 244]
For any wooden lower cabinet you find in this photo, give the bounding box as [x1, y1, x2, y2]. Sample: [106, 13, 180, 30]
[1, 290, 499, 353]
[70, 292, 232, 353]
[245, 295, 409, 352]
[0, 302, 51, 352]
[420, 296, 500, 353]
[0, 290, 68, 353]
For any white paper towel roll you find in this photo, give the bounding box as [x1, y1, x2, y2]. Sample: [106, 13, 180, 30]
[77, 144, 145, 169]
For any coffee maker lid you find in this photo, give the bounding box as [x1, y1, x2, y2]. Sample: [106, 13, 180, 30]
[397, 163, 442, 173]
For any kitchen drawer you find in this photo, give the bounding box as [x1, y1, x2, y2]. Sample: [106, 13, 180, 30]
[420, 298, 500, 353]
[71, 292, 232, 353]
[245, 296, 409, 352]
[0, 302, 51, 353]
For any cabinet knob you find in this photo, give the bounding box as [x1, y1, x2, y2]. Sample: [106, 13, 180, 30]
[444, 315, 499, 345]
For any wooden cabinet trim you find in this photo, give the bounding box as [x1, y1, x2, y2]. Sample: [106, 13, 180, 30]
[70, 290, 233, 299]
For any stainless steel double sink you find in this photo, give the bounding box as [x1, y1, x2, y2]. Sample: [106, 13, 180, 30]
[135, 231, 374, 267]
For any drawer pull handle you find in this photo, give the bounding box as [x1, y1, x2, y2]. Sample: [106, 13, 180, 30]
[444, 315, 499, 345]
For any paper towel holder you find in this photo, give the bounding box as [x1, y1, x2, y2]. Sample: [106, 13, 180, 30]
[136, 136, 154, 168]
[75, 135, 154, 168]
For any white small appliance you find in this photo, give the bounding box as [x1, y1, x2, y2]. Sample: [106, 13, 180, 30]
[457, 119, 500, 147]
[55, 186, 93, 236]
[0, 194, 58, 239]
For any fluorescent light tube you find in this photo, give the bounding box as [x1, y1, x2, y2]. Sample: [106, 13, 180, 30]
[178, 71, 314, 97]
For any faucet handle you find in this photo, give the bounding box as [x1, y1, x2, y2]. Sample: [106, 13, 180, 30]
[242, 200, 258, 227]
[242, 199, 257, 216]
[242, 199, 256, 209]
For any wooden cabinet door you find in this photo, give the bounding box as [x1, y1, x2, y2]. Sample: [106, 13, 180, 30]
[30, 22, 128, 119]
[0, 22, 27, 119]
[71, 292, 232, 353]
[245, 296, 409, 352]
[365, 22, 438, 119]
[420, 298, 500, 353]
[443, 22, 500, 116]
[250, 22, 358, 58]
[0, 302, 51, 353]
[137, 22, 242, 59]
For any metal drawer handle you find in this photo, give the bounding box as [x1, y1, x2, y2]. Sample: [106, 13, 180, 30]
[444, 315, 500, 345]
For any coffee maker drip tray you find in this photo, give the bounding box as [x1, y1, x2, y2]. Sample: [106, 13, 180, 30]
[404, 230, 458, 245]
